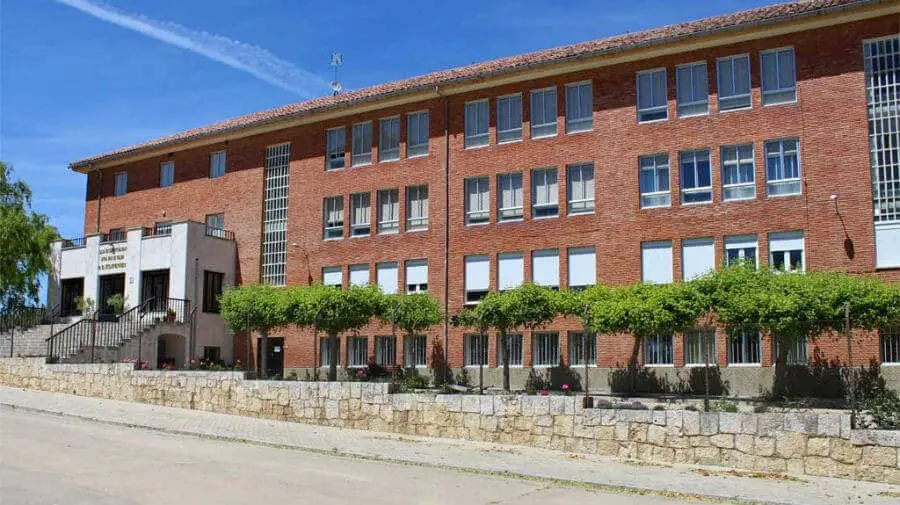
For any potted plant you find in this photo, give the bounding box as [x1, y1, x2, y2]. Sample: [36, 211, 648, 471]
[165, 308, 177, 323]
[75, 296, 95, 317]
[106, 293, 126, 315]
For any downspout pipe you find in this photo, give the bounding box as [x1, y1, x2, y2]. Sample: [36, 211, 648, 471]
[437, 85, 451, 382]
[93, 164, 102, 233]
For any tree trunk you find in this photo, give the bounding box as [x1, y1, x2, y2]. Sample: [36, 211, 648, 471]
[259, 330, 268, 379]
[773, 336, 791, 399]
[629, 335, 642, 396]
[501, 330, 510, 392]
[328, 333, 338, 381]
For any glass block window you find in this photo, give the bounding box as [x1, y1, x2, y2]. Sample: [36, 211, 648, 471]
[865, 37, 900, 224]
[261, 143, 290, 285]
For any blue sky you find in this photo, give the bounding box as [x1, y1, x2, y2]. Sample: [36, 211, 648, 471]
[1, 0, 779, 242]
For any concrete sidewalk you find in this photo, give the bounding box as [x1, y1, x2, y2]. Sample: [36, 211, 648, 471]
[1, 386, 897, 505]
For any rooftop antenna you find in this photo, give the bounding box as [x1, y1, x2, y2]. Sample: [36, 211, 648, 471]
[330, 51, 343, 96]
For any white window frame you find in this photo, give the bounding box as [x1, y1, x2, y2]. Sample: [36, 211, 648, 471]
[160, 161, 174, 188]
[464, 333, 489, 367]
[376, 262, 398, 295]
[319, 336, 340, 367]
[768, 231, 805, 273]
[406, 184, 428, 231]
[323, 196, 344, 240]
[465, 177, 490, 225]
[326, 127, 346, 170]
[679, 149, 712, 205]
[114, 171, 127, 196]
[643, 334, 674, 366]
[639, 154, 671, 208]
[464, 255, 490, 304]
[349, 264, 369, 287]
[497, 333, 524, 367]
[404, 335, 428, 367]
[497, 172, 523, 222]
[464, 99, 490, 148]
[531, 249, 559, 290]
[407, 110, 429, 158]
[565, 81, 593, 133]
[531, 168, 559, 219]
[717, 54, 752, 111]
[567, 246, 596, 290]
[773, 335, 808, 366]
[378, 116, 401, 162]
[497, 252, 524, 291]
[347, 336, 368, 368]
[728, 328, 761, 366]
[210, 151, 226, 178]
[566, 163, 594, 215]
[765, 138, 801, 197]
[377, 188, 400, 234]
[405, 259, 428, 294]
[641, 240, 673, 284]
[637, 68, 668, 123]
[721, 144, 756, 201]
[351, 122, 373, 167]
[684, 328, 717, 367]
[881, 327, 900, 364]
[682, 237, 715, 281]
[724, 235, 758, 268]
[675, 61, 709, 117]
[350, 192, 371, 237]
[322, 266, 343, 288]
[375, 335, 396, 366]
[568, 332, 597, 366]
[530, 87, 558, 139]
[496, 93, 523, 143]
[760, 47, 797, 106]
[532, 332, 560, 367]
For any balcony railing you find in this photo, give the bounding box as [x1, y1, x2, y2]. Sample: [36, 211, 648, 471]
[205, 226, 235, 241]
[101, 230, 126, 243]
[143, 223, 172, 238]
[61, 237, 86, 249]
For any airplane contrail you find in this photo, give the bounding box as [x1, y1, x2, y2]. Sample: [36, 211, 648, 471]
[54, 0, 329, 98]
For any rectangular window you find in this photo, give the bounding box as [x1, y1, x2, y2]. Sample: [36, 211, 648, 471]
[153, 221, 172, 236]
[532, 249, 559, 289]
[684, 328, 716, 366]
[205, 213, 225, 238]
[323, 196, 343, 240]
[464, 100, 489, 148]
[326, 127, 346, 170]
[676, 62, 708, 117]
[530, 87, 557, 138]
[773, 335, 807, 366]
[644, 334, 674, 365]
[407, 111, 429, 157]
[320, 336, 340, 367]
[728, 329, 760, 364]
[202, 271, 224, 313]
[639, 154, 671, 208]
[350, 192, 371, 237]
[761, 48, 796, 105]
[642, 240, 673, 284]
[210, 151, 226, 178]
[464, 255, 490, 303]
[405, 259, 428, 294]
[565, 82, 593, 133]
[765, 139, 801, 196]
[567, 163, 594, 214]
[721, 144, 756, 200]
[261, 143, 290, 286]
[769, 231, 804, 272]
[115, 171, 127, 196]
[881, 328, 900, 364]
[203, 346, 221, 363]
[682, 237, 714, 281]
[376, 262, 398, 295]
[497, 172, 523, 221]
[377, 189, 400, 234]
[406, 185, 428, 231]
[106, 228, 125, 243]
[160, 162, 174, 188]
[498, 252, 524, 291]
[378, 117, 400, 162]
[349, 264, 369, 287]
[569, 332, 596, 366]
[465, 177, 490, 225]
[497, 94, 523, 143]
[568, 247, 595, 289]
[322, 266, 342, 288]
[680, 149, 712, 204]
[724, 235, 758, 268]
[375, 335, 396, 366]
[531, 168, 559, 218]
[497, 333, 524, 366]
[404, 335, 428, 367]
[717, 55, 752, 111]
[532, 332, 560, 366]
[464, 333, 488, 366]
[347, 336, 368, 367]
[637, 69, 668, 122]
[866, 37, 900, 225]
[352, 122, 373, 166]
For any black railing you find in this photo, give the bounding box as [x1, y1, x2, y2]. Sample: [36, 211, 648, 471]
[142, 224, 172, 238]
[61, 237, 86, 249]
[101, 230, 126, 243]
[0, 305, 56, 334]
[205, 226, 235, 241]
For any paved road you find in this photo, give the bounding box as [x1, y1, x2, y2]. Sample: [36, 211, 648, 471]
[0, 408, 710, 505]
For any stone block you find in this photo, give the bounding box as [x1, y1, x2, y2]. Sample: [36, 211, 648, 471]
[862, 446, 897, 468]
[756, 414, 785, 437]
[652, 411, 667, 426]
[596, 440, 620, 456]
[682, 411, 701, 436]
[461, 395, 480, 413]
[718, 412, 741, 434]
[815, 413, 841, 437]
[784, 413, 817, 435]
[711, 434, 735, 449]
[652, 445, 675, 463]
[593, 425, 616, 440]
[740, 414, 758, 435]
[775, 432, 807, 459]
[851, 429, 900, 448]
[615, 422, 629, 441]
[479, 395, 494, 415]
[674, 448, 694, 463]
[665, 435, 691, 449]
[666, 410, 683, 430]
[700, 413, 719, 435]
[735, 434, 754, 453]
[695, 446, 720, 465]
[754, 436, 776, 457]
[581, 409, 602, 426]
[533, 396, 550, 415]
[536, 415, 553, 427]
[804, 456, 836, 477]
[440, 395, 462, 412]
[629, 423, 648, 442]
[691, 436, 710, 447]
[600, 410, 619, 426]
[647, 425, 666, 445]
[806, 437, 831, 457]
[549, 396, 566, 415]
[831, 438, 862, 464]
[553, 415, 574, 436]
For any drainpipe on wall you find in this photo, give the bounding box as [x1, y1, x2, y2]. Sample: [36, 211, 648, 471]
[94, 164, 102, 234]
[437, 85, 451, 382]
[191, 256, 199, 362]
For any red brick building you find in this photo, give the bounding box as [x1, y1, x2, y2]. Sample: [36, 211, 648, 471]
[61, 0, 900, 394]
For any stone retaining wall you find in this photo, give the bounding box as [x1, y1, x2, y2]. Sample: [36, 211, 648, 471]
[1, 358, 897, 485]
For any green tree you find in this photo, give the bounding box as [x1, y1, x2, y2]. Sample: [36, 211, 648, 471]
[0, 162, 58, 312]
[379, 293, 442, 369]
[219, 284, 288, 377]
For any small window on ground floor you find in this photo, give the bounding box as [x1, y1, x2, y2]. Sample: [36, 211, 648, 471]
[464, 333, 488, 366]
[404, 335, 428, 367]
[568, 332, 596, 366]
[532, 332, 559, 366]
[319, 336, 340, 367]
[375, 335, 396, 366]
[644, 334, 673, 365]
[728, 328, 760, 365]
[347, 336, 368, 367]
[496, 333, 523, 366]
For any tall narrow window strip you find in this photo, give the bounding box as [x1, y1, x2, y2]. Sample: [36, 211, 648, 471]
[531, 168, 559, 218]
[261, 144, 290, 285]
[406, 185, 429, 231]
[676, 63, 709, 117]
[464, 100, 489, 148]
[532, 332, 560, 366]
[721, 144, 756, 200]
[637, 69, 668, 122]
[765, 139, 801, 196]
[160, 162, 174, 188]
[352, 122, 373, 166]
[350, 192, 371, 237]
[323, 196, 344, 240]
[465, 177, 490, 225]
[497, 173, 524, 221]
[326, 128, 346, 170]
[497, 94, 523, 143]
[210, 151, 226, 178]
[644, 334, 674, 365]
[567, 163, 594, 214]
[680, 149, 712, 204]
[407, 111, 429, 157]
[377, 189, 400, 234]
[639, 154, 671, 208]
[717, 55, 752, 110]
[378, 117, 400, 162]
[565, 82, 593, 133]
[866, 37, 900, 225]
[530, 87, 557, 138]
[761, 48, 797, 105]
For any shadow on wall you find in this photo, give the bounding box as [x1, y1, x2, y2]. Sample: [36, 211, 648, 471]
[766, 349, 846, 400]
[608, 364, 730, 396]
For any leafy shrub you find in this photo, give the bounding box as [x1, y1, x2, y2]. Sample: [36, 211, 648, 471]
[405, 374, 429, 390]
[653, 405, 666, 411]
[454, 367, 470, 387]
[710, 399, 738, 413]
[848, 362, 900, 429]
[684, 405, 699, 412]
[524, 368, 549, 395]
[285, 371, 298, 381]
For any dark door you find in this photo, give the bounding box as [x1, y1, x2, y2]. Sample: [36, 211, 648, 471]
[60, 278, 84, 317]
[141, 270, 169, 311]
[98, 274, 125, 319]
[257, 337, 284, 379]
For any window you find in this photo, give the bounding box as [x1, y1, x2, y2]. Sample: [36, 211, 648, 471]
[203, 346, 221, 363]
[567, 163, 594, 214]
[532, 332, 560, 366]
[773, 335, 807, 366]
[210, 151, 226, 178]
[323, 266, 342, 288]
[866, 37, 900, 226]
[498, 252, 524, 291]
[684, 328, 716, 366]
[531, 168, 559, 218]
[406, 259, 428, 293]
[761, 48, 796, 105]
[350, 192, 371, 237]
[349, 264, 369, 287]
[881, 328, 900, 364]
[106, 228, 125, 243]
[465, 177, 490, 225]
[406, 185, 428, 231]
[497, 333, 524, 366]
[202, 271, 224, 313]
[717, 55, 752, 110]
[464, 255, 490, 303]
[676, 63, 708, 117]
[153, 221, 172, 236]
[375, 336, 396, 366]
[347, 336, 368, 367]
[261, 143, 290, 286]
[637, 69, 668, 122]
[639, 154, 671, 208]
[464, 333, 488, 366]
[568, 247, 595, 290]
[114, 171, 127, 196]
[323, 196, 343, 240]
[769, 231, 804, 272]
[721, 144, 755, 200]
[464, 100, 489, 148]
[407, 111, 429, 157]
[728, 328, 760, 364]
[160, 162, 174, 188]
[644, 334, 674, 365]
[725, 235, 758, 268]
[682, 238, 714, 281]
[565, 82, 593, 133]
[377, 189, 400, 234]
[352, 122, 372, 166]
[404, 335, 427, 367]
[497, 172, 524, 221]
[326, 127, 346, 170]
[319, 336, 340, 367]
[378, 117, 400, 162]
[206, 213, 225, 238]
[532, 249, 559, 290]
[765, 139, 801, 196]
[569, 332, 596, 366]
[497, 94, 522, 143]
[680, 149, 712, 204]
[642, 240, 673, 284]
[530, 87, 557, 138]
[376, 262, 398, 295]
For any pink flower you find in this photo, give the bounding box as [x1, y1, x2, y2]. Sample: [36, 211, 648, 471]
[562, 384, 570, 391]
[539, 390, 549, 396]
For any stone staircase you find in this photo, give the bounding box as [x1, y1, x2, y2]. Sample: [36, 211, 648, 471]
[0, 324, 56, 358]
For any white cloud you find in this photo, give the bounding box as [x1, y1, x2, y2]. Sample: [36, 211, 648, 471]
[54, 0, 328, 97]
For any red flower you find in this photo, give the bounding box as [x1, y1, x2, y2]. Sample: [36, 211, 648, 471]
[539, 390, 549, 396]
[562, 384, 570, 391]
